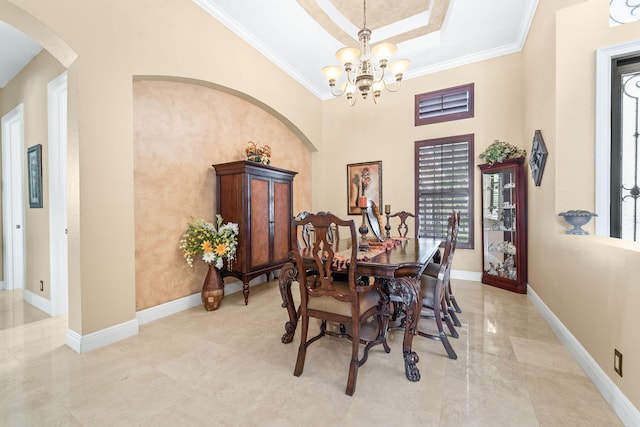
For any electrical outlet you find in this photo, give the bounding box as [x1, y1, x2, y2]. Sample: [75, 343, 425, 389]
[614, 349, 623, 377]
[40, 280, 44, 292]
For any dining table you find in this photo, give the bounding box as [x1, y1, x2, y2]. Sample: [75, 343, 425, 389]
[278, 237, 442, 382]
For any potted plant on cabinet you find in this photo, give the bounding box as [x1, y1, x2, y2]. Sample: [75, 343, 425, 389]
[479, 139, 526, 165]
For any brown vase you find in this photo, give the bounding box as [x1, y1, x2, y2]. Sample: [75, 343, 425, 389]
[201, 264, 224, 311]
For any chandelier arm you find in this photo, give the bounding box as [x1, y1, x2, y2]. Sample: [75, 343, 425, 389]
[382, 80, 402, 93]
[329, 84, 347, 97]
[344, 69, 357, 87]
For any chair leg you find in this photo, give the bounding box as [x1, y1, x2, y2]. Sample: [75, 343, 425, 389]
[442, 301, 459, 339]
[434, 302, 457, 360]
[346, 323, 360, 396]
[294, 313, 309, 377]
[376, 305, 391, 354]
[449, 306, 461, 327]
[451, 294, 462, 313]
[448, 280, 462, 313]
[444, 280, 461, 327]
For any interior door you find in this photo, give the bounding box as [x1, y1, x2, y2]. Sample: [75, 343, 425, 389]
[48, 72, 69, 316]
[1, 104, 26, 291]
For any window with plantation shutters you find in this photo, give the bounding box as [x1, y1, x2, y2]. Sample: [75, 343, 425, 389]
[415, 135, 474, 249]
[415, 83, 474, 126]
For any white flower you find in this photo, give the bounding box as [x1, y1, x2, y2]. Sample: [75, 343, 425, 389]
[215, 257, 224, 270]
[202, 251, 215, 263]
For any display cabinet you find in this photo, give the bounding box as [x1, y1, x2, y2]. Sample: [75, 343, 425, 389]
[479, 157, 527, 294]
[213, 161, 297, 304]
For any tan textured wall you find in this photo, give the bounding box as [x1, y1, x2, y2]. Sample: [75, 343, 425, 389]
[1, 50, 65, 297]
[133, 80, 311, 310]
[522, 0, 640, 407]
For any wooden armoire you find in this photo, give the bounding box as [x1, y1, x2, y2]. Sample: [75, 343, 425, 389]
[212, 160, 297, 304]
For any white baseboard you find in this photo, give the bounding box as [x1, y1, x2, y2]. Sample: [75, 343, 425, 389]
[23, 289, 52, 315]
[65, 319, 139, 354]
[136, 292, 202, 325]
[528, 286, 640, 426]
[452, 269, 482, 281]
[136, 275, 262, 325]
[68, 276, 269, 353]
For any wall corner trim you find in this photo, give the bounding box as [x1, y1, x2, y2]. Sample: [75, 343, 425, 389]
[23, 289, 52, 315]
[65, 319, 139, 354]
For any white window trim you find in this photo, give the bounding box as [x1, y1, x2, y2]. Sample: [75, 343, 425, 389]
[595, 39, 640, 236]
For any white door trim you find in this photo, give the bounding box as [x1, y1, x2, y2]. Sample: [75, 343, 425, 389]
[48, 71, 69, 316]
[1, 104, 26, 291]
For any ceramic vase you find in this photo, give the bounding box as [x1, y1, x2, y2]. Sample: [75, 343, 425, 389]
[202, 263, 224, 311]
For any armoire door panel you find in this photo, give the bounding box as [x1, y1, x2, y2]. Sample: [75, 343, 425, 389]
[250, 177, 270, 267]
[272, 180, 291, 262]
[218, 174, 245, 271]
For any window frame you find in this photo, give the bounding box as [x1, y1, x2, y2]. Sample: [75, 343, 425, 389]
[414, 83, 475, 126]
[414, 134, 474, 249]
[595, 40, 640, 238]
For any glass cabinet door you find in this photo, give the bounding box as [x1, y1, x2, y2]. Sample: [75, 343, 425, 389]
[479, 158, 527, 293]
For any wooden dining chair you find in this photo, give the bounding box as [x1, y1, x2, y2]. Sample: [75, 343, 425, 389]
[416, 212, 458, 359]
[423, 211, 462, 327]
[384, 210, 417, 321]
[385, 210, 416, 238]
[292, 211, 390, 396]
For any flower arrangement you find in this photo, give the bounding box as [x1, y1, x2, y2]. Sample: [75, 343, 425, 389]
[245, 141, 271, 165]
[479, 140, 526, 165]
[352, 167, 371, 198]
[180, 215, 239, 270]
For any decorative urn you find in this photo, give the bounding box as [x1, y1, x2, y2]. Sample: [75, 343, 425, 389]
[558, 210, 597, 235]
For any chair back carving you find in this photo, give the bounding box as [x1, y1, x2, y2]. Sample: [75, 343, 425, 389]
[292, 212, 358, 300]
[294, 211, 339, 249]
[438, 213, 457, 284]
[386, 210, 416, 238]
[439, 212, 459, 269]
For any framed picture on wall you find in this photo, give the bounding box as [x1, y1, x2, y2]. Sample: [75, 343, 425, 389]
[347, 161, 382, 215]
[27, 144, 43, 208]
[530, 129, 548, 187]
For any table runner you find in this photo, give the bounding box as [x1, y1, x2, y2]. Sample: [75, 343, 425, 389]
[332, 237, 408, 270]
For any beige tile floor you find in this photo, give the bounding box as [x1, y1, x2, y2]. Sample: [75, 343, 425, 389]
[0, 280, 622, 426]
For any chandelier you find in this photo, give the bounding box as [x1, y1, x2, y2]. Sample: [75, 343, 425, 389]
[321, 0, 410, 105]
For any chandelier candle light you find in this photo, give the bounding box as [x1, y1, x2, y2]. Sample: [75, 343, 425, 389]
[321, 0, 410, 105]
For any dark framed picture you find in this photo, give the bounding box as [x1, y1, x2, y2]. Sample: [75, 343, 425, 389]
[347, 161, 382, 215]
[27, 144, 43, 208]
[530, 130, 548, 187]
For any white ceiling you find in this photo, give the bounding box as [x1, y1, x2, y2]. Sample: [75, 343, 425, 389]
[0, 20, 42, 88]
[0, 0, 538, 97]
[194, 0, 539, 100]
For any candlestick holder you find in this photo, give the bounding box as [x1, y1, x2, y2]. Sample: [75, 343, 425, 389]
[359, 207, 370, 251]
[385, 213, 392, 239]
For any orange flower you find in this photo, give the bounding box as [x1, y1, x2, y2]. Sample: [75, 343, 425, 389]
[214, 243, 227, 256]
[201, 241, 213, 252]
